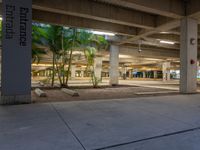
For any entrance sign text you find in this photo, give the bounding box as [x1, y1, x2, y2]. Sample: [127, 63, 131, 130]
[2, 0, 32, 96]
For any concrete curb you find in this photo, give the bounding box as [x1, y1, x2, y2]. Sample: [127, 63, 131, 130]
[35, 88, 47, 97]
[61, 88, 79, 97]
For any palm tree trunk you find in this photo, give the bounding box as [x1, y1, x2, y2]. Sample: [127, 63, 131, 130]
[65, 28, 76, 86]
[65, 49, 73, 86]
[61, 32, 65, 86]
[51, 52, 55, 87]
[55, 60, 63, 87]
[62, 64, 65, 85]
[91, 65, 96, 88]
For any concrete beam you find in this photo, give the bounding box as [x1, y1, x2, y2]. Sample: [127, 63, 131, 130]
[97, 0, 184, 19]
[188, 0, 200, 17]
[126, 37, 180, 50]
[119, 45, 179, 59]
[32, 0, 160, 29]
[187, 0, 200, 23]
[119, 20, 180, 45]
[148, 34, 180, 42]
[33, 9, 137, 36]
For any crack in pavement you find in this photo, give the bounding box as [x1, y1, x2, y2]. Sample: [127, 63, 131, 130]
[50, 103, 87, 150]
[93, 127, 200, 150]
[49, 102, 200, 150]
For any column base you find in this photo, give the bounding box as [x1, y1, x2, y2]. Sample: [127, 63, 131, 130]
[0, 95, 31, 105]
[180, 90, 197, 94]
[110, 84, 118, 86]
[180, 92, 197, 94]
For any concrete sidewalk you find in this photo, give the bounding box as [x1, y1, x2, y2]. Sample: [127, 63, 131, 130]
[120, 80, 200, 92]
[0, 94, 200, 150]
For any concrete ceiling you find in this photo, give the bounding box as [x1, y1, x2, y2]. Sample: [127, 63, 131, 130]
[31, 0, 200, 67]
[31, 0, 200, 44]
[1, 0, 200, 67]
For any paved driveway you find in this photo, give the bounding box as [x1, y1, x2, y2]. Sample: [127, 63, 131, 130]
[0, 94, 200, 150]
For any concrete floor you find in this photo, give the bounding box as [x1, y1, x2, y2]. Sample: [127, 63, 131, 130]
[1, 94, 200, 150]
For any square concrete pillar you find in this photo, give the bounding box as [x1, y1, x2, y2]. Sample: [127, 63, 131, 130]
[1, 0, 32, 104]
[129, 70, 132, 78]
[94, 57, 103, 80]
[81, 70, 84, 78]
[162, 62, 171, 81]
[121, 66, 125, 74]
[180, 18, 198, 93]
[167, 71, 171, 81]
[121, 66, 127, 79]
[143, 72, 146, 78]
[109, 45, 119, 86]
[154, 71, 157, 79]
[197, 61, 200, 72]
[197, 61, 200, 78]
[71, 65, 76, 79]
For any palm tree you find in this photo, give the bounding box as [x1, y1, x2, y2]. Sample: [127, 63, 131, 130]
[84, 47, 99, 87]
[32, 25, 82, 87]
[31, 24, 108, 88]
[32, 25, 47, 63]
[32, 24, 63, 87]
[84, 34, 108, 88]
[55, 28, 81, 87]
[64, 28, 81, 86]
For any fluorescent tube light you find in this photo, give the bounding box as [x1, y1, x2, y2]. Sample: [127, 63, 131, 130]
[160, 40, 175, 45]
[91, 31, 115, 36]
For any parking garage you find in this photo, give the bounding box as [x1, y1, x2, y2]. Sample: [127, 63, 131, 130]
[1, 1, 200, 150]
[0, 0, 200, 104]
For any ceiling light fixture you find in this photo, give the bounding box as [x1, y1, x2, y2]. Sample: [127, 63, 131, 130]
[91, 31, 115, 36]
[160, 40, 175, 45]
[160, 32, 169, 34]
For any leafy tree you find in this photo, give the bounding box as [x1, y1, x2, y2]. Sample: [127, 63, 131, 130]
[84, 34, 108, 88]
[32, 25, 47, 63]
[64, 28, 81, 86]
[31, 23, 109, 88]
[32, 24, 63, 87]
[54, 28, 82, 87]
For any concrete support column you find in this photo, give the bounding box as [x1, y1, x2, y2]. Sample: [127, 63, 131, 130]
[1, 0, 32, 104]
[180, 18, 198, 93]
[71, 65, 76, 79]
[81, 70, 84, 78]
[46, 71, 49, 76]
[143, 72, 146, 78]
[154, 71, 157, 79]
[167, 71, 171, 81]
[197, 61, 200, 77]
[109, 45, 119, 86]
[48, 70, 50, 76]
[94, 57, 103, 80]
[122, 66, 127, 79]
[129, 70, 132, 78]
[162, 62, 171, 81]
